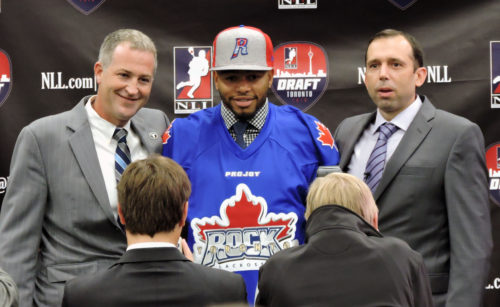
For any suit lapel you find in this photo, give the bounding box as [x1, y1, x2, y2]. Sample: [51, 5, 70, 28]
[67, 97, 116, 225]
[339, 113, 375, 170]
[131, 113, 161, 154]
[374, 97, 435, 200]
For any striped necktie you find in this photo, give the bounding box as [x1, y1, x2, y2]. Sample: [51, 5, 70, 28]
[113, 128, 131, 183]
[364, 122, 398, 193]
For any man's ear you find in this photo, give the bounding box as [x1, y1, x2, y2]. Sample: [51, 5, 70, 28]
[179, 201, 188, 228]
[214, 71, 220, 90]
[415, 66, 427, 88]
[267, 69, 274, 88]
[94, 62, 103, 85]
[117, 204, 126, 225]
[372, 211, 379, 230]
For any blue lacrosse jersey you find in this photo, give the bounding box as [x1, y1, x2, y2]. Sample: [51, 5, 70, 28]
[162, 103, 339, 303]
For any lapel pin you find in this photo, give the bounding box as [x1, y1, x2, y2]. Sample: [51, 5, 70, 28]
[149, 132, 159, 139]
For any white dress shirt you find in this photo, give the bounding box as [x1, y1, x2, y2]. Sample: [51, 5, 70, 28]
[127, 242, 177, 251]
[347, 96, 423, 180]
[85, 96, 148, 217]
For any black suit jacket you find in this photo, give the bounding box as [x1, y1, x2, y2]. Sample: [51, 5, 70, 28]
[256, 205, 433, 307]
[62, 247, 247, 307]
[333, 96, 492, 307]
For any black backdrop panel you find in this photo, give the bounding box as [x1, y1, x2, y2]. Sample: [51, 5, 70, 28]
[1, 0, 499, 304]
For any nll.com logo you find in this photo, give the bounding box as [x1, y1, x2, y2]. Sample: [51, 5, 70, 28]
[41, 72, 96, 91]
[0, 177, 8, 194]
[486, 277, 500, 290]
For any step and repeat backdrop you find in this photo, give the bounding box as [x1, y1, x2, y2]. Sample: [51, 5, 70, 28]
[1, 0, 500, 304]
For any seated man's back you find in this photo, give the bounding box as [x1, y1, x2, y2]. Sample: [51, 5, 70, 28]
[257, 173, 432, 307]
[63, 247, 246, 306]
[62, 155, 247, 307]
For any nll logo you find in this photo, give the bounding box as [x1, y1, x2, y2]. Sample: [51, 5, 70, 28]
[357, 65, 452, 85]
[272, 42, 329, 111]
[173, 46, 213, 114]
[387, 0, 418, 10]
[66, 0, 106, 15]
[278, 0, 317, 9]
[490, 42, 500, 108]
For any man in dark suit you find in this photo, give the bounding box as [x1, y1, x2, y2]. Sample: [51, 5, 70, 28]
[333, 29, 492, 306]
[256, 172, 433, 307]
[62, 155, 247, 306]
[0, 29, 169, 306]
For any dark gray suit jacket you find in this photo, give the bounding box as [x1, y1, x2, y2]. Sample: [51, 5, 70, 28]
[257, 205, 433, 307]
[333, 96, 492, 307]
[0, 96, 169, 307]
[62, 247, 247, 307]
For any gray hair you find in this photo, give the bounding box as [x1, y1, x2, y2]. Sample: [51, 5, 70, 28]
[98, 29, 157, 71]
[305, 172, 378, 224]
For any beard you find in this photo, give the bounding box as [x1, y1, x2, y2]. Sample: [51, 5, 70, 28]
[221, 95, 267, 121]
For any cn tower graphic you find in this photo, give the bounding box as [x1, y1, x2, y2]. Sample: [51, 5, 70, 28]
[271, 41, 329, 112]
[308, 48, 313, 75]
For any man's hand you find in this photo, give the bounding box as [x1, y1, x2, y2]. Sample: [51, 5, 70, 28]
[180, 238, 194, 261]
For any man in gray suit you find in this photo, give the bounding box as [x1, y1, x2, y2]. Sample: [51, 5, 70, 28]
[334, 29, 492, 307]
[0, 29, 169, 306]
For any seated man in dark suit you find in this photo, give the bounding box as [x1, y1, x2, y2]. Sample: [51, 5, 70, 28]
[256, 172, 432, 307]
[62, 155, 247, 307]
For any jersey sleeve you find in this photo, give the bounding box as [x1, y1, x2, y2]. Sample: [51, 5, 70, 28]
[162, 119, 175, 156]
[305, 116, 340, 166]
[162, 119, 191, 169]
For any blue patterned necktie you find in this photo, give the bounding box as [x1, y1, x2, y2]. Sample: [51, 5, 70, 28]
[233, 120, 248, 148]
[364, 123, 398, 193]
[113, 128, 131, 183]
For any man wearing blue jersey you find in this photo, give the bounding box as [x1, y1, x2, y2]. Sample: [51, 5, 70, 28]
[162, 25, 340, 303]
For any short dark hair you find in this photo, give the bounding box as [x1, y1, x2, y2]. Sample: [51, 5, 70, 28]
[365, 29, 424, 69]
[117, 155, 191, 237]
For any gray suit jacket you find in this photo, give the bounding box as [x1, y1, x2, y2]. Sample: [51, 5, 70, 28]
[0, 96, 169, 307]
[333, 96, 492, 307]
